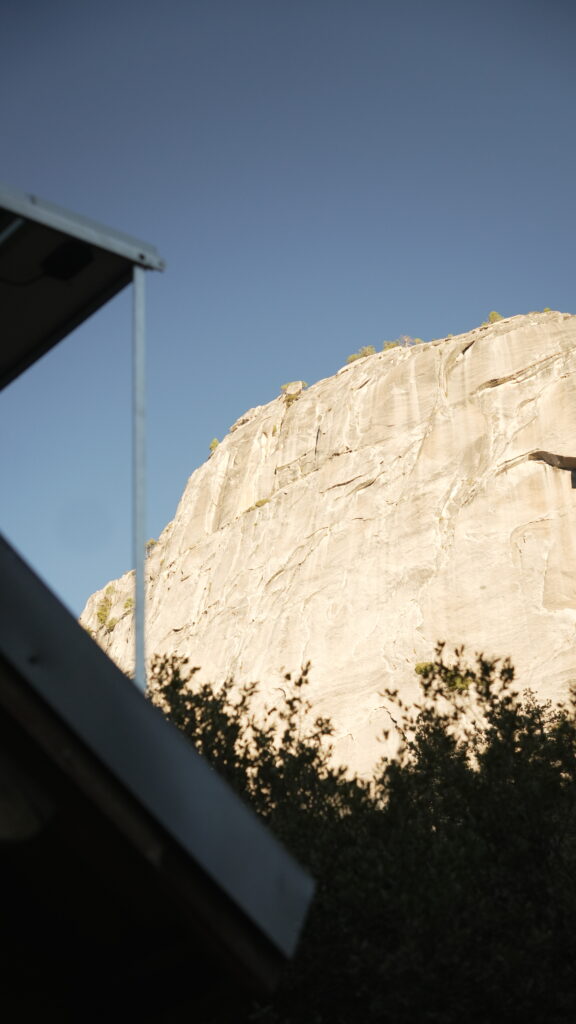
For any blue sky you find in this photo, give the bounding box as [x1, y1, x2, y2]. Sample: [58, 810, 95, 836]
[1, 0, 574, 615]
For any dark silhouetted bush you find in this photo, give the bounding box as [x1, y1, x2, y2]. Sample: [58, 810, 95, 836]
[149, 646, 576, 1023]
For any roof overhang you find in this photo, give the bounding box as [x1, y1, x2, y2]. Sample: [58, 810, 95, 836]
[0, 534, 314, 1007]
[0, 183, 165, 388]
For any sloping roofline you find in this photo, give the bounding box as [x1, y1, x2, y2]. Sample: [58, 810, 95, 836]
[0, 533, 314, 985]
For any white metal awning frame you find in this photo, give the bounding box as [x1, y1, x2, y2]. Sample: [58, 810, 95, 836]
[0, 183, 165, 689]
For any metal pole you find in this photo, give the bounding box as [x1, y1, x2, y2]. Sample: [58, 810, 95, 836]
[133, 265, 146, 691]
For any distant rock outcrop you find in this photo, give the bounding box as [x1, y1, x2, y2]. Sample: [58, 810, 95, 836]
[81, 312, 576, 773]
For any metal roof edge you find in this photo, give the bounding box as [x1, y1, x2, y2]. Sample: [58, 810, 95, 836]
[0, 533, 314, 959]
[0, 183, 165, 271]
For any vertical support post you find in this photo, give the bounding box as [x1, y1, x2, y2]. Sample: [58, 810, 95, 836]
[133, 265, 146, 691]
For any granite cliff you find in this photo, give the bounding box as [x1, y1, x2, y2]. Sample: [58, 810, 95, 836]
[81, 311, 576, 773]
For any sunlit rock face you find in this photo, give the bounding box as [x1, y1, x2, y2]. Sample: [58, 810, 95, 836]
[81, 312, 576, 774]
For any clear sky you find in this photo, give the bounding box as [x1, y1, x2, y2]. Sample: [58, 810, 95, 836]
[1, 0, 574, 615]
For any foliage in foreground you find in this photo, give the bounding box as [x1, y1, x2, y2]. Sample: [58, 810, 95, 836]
[149, 647, 576, 1024]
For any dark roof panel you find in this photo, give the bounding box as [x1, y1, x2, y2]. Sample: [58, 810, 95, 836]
[0, 184, 165, 388]
[0, 533, 314, 986]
